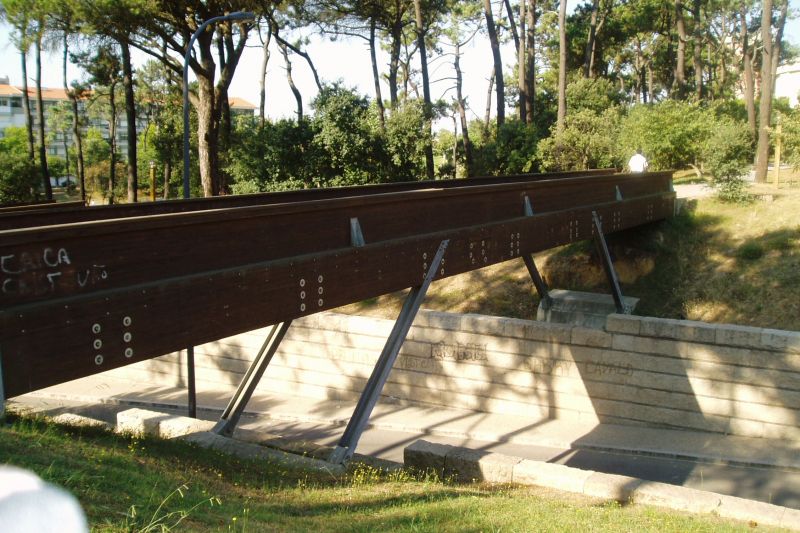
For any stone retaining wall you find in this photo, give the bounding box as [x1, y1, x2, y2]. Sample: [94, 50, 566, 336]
[107, 311, 800, 440]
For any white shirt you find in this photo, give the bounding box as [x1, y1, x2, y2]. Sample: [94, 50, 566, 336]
[628, 153, 648, 173]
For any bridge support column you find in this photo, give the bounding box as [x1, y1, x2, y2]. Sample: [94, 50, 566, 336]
[328, 239, 449, 464]
[211, 321, 293, 437]
[592, 211, 628, 314]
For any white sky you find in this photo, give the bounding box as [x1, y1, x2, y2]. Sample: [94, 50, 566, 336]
[0, 17, 502, 129]
[1, 6, 799, 127]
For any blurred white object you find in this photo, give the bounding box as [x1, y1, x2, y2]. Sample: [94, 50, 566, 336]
[0, 465, 88, 533]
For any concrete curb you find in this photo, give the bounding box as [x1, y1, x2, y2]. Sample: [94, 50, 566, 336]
[404, 439, 800, 531]
[113, 408, 345, 477]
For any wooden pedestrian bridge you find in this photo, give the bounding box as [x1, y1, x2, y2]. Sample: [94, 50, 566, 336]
[0, 168, 675, 462]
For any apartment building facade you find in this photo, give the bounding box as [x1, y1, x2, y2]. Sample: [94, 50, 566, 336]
[0, 75, 256, 164]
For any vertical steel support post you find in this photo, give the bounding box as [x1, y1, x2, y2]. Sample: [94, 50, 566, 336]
[182, 11, 254, 420]
[328, 240, 449, 464]
[187, 347, 196, 418]
[591, 211, 626, 314]
[212, 321, 292, 437]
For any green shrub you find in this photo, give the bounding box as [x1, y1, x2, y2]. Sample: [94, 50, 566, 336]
[0, 127, 42, 203]
[537, 108, 621, 171]
[702, 118, 753, 203]
[618, 101, 710, 170]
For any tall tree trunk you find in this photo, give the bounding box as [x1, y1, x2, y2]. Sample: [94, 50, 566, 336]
[583, 0, 599, 78]
[484, 0, 505, 127]
[388, 22, 403, 107]
[674, 0, 687, 96]
[484, 67, 495, 130]
[196, 75, 219, 197]
[63, 33, 86, 203]
[414, 0, 435, 179]
[525, 0, 536, 122]
[455, 41, 473, 177]
[34, 36, 52, 200]
[692, 0, 703, 100]
[518, 0, 527, 122]
[557, 0, 568, 132]
[278, 39, 302, 121]
[20, 51, 35, 162]
[369, 19, 385, 131]
[218, 86, 231, 194]
[769, 0, 788, 91]
[121, 42, 137, 203]
[258, 22, 271, 127]
[503, 0, 520, 53]
[108, 83, 117, 204]
[755, 0, 774, 183]
[740, 5, 756, 137]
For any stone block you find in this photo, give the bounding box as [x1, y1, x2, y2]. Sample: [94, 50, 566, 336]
[183, 432, 345, 476]
[466, 453, 522, 483]
[715, 324, 763, 349]
[512, 460, 593, 494]
[416, 310, 464, 332]
[443, 448, 488, 483]
[404, 440, 453, 479]
[611, 334, 636, 353]
[583, 472, 643, 502]
[638, 317, 679, 339]
[116, 408, 170, 437]
[158, 417, 215, 439]
[538, 290, 639, 330]
[445, 450, 521, 484]
[674, 321, 717, 344]
[761, 329, 789, 351]
[51, 413, 112, 431]
[605, 314, 641, 335]
[632, 482, 723, 514]
[716, 494, 788, 528]
[781, 507, 800, 529]
[571, 327, 613, 348]
[523, 321, 572, 343]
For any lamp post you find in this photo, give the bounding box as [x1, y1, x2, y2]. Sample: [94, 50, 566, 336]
[181, 11, 255, 418]
[182, 11, 255, 200]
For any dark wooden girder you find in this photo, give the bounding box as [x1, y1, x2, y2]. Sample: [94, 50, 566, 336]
[0, 171, 674, 397]
[0, 169, 614, 230]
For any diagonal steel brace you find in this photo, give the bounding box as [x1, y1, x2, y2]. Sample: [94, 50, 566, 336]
[329, 239, 449, 464]
[211, 321, 293, 437]
[592, 211, 627, 314]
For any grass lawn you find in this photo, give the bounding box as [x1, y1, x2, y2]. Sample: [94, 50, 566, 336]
[338, 179, 800, 331]
[0, 412, 777, 532]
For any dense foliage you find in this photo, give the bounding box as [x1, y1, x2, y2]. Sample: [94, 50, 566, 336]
[0, 0, 793, 203]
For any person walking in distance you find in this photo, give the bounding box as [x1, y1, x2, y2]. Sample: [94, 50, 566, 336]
[628, 149, 648, 173]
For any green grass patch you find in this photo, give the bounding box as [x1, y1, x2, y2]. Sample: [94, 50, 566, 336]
[736, 242, 765, 261]
[0, 412, 778, 532]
